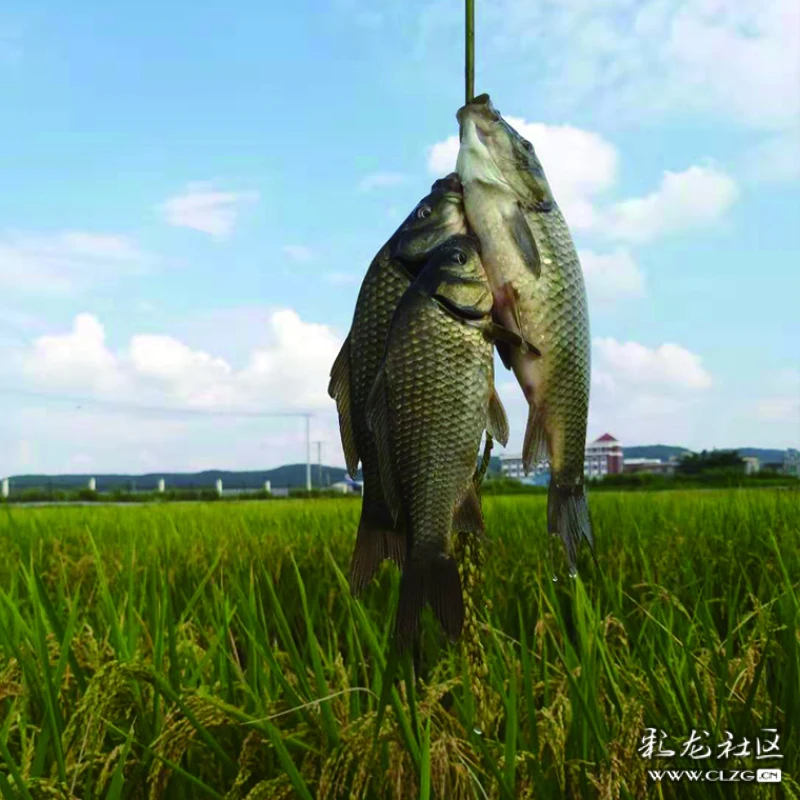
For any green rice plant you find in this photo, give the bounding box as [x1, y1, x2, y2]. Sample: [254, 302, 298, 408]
[0, 489, 797, 798]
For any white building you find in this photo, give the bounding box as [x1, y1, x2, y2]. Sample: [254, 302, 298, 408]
[742, 456, 760, 475]
[499, 454, 549, 480]
[499, 432, 624, 481]
[623, 458, 676, 476]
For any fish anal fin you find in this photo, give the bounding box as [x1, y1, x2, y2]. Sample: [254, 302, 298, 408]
[348, 494, 405, 596]
[486, 387, 510, 448]
[328, 336, 360, 476]
[453, 485, 484, 535]
[522, 403, 549, 474]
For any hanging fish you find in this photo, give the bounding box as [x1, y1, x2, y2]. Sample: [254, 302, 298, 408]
[367, 234, 538, 650]
[328, 174, 467, 595]
[456, 94, 594, 571]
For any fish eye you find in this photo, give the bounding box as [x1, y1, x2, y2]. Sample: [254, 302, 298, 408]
[522, 140, 533, 152]
[416, 205, 432, 219]
[452, 250, 467, 265]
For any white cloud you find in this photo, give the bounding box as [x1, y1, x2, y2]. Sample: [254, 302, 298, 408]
[2, 307, 355, 474]
[358, 172, 408, 191]
[283, 244, 314, 262]
[239, 310, 343, 410]
[129, 334, 236, 408]
[661, 0, 800, 131]
[593, 337, 713, 390]
[505, 117, 619, 230]
[22, 313, 127, 393]
[0, 231, 148, 293]
[584, 337, 714, 447]
[602, 165, 739, 243]
[431, 121, 736, 242]
[580, 248, 645, 304]
[491, 336, 715, 454]
[428, 121, 617, 229]
[479, 0, 800, 132]
[428, 122, 618, 228]
[427, 136, 460, 176]
[159, 182, 259, 239]
[21, 309, 342, 414]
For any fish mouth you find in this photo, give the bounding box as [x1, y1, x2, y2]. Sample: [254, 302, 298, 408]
[431, 172, 463, 194]
[456, 94, 501, 133]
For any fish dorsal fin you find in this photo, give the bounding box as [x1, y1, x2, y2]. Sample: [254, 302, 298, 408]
[453, 485, 485, 535]
[510, 202, 541, 278]
[487, 387, 510, 448]
[365, 367, 402, 523]
[328, 334, 360, 477]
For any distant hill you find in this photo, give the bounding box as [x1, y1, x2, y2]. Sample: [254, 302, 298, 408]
[623, 445, 691, 461]
[623, 445, 788, 463]
[735, 448, 788, 464]
[8, 464, 350, 492]
[7, 447, 791, 491]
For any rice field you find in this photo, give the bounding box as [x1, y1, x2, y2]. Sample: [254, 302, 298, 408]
[0, 489, 798, 799]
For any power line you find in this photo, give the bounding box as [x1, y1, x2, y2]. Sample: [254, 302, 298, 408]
[0, 387, 321, 490]
[0, 386, 315, 419]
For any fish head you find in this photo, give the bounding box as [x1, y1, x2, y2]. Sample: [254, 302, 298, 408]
[418, 234, 493, 319]
[388, 173, 467, 270]
[456, 95, 555, 211]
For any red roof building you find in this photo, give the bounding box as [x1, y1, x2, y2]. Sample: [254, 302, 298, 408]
[585, 433, 624, 479]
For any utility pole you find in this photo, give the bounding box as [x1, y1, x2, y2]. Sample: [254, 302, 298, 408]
[313, 441, 323, 486]
[305, 414, 311, 491]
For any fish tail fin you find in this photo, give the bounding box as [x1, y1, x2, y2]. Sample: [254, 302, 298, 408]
[547, 480, 595, 572]
[348, 490, 405, 597]
[395, 555, 464, 653]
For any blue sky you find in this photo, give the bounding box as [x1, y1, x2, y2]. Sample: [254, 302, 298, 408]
[1, 0, 798, 475]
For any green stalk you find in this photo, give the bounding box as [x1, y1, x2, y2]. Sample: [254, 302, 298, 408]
[465, 0, 475, 103]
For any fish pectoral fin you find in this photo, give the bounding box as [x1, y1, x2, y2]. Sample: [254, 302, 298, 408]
[522, 403, 549, 475]
[365, 367, 402, 523]
[510, 202, 542, 278]
[453, 485, 485, 535]
[495, 340, 513, 371]
[328, 335, 360, 477]
[486, 387, 510, 448]
[484, 321, 542, 358]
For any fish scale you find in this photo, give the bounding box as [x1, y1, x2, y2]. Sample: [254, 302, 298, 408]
[384, 296, 493, 559]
